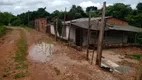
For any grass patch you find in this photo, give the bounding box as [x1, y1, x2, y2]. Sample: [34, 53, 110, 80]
[14, 72, 25, 79]
[14, 30, 28, 78]
[15, 33, 27, 62]
[127, 54, 142, 60]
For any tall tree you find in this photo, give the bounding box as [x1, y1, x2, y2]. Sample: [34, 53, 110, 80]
[137, 3, 142, 11]
[86, 6, 97, 12]
[69, 5, 87, 19]
[106, 3, 132, 20]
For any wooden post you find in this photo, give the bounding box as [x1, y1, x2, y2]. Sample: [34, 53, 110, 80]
[135, 32, 137, 44]
[122, 31, 124, 46]
[28, 10, 30, 27]
[91, 21, 99, 64]
[55, 18, 58, 41]
[96, 2, 106, 67]
[91, 33, 96, 65]
[62, 8, 66, 38]
[68, 20, 72, 41]
[86, 12, 91, 60]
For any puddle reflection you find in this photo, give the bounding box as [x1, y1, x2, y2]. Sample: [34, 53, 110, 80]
[28, 42, 54, 62]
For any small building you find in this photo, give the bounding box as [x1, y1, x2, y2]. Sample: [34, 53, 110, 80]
[50, 16, 142, 46]
[35, 18, 51, 34]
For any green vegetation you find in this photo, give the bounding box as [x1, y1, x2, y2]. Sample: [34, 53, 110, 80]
[14, 30, 28, 78]
[0, 25, 7, 37]
[14, 72, 25, 79]
[0, 3, 142, 44]
[1, 30, 28, 79]
[128, 54, 142, 60]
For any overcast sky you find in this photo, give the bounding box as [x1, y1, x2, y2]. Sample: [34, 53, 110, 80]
[0, 0, 141, 15]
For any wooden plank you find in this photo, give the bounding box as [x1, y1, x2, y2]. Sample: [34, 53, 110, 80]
[96, 2, 106, 67]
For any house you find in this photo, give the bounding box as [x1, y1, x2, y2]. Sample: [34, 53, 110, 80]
[49, 16, 142, 47]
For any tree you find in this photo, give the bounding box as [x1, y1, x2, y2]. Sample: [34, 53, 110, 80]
[17, 7, 50, 26]
[11, 18, 22, 26]
[69, 5, 87, 19]
[137, 3, 142, 11]
[0, 12, 16, 25]
[86, 6, 97, 12]
[51, 10, 64, 19]
[106, 3, 132, 20]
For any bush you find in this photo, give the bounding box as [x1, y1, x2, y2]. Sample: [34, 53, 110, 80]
[0, 25, 6, 37]
[11, 19, 22, 26]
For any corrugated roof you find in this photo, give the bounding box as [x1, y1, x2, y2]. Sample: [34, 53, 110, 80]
[71, 20, 109, 30]
[65, 16, 112, 24]
[108, 25, 142, 32]
[65, 17, 142, 33]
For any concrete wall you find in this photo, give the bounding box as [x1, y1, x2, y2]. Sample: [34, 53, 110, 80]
[82, 30, 98, 46]
[50, 25, 76, 41]
[82, 30, 128, 46]
[104, 31, 128, 44]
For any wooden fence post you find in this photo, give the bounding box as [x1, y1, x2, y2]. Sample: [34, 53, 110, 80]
[62, 8, 66, 38]
[55, 18, 58, 41]
[86, 12, 91, 60]
[96, 2, 106, 67]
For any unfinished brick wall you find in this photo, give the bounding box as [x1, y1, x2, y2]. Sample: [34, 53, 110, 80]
[35, 18, 47, 33]
[106, 18, 128, 25]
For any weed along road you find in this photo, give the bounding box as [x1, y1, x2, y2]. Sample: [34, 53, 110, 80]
[0, 27, 141, 80]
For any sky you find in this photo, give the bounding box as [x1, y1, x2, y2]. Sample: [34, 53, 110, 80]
[0, 0, 141, 15]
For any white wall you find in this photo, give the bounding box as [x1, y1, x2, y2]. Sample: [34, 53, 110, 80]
[50, 25, 76, 41]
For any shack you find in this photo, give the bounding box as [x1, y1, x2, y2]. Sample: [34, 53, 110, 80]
[50, 16, 142, 46]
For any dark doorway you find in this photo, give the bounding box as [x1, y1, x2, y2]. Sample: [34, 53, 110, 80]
[46, 25, 51, 34]
[76, 28, 83, 46]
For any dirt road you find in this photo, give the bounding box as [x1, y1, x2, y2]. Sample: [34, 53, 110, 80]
[0, 27, 140, 80]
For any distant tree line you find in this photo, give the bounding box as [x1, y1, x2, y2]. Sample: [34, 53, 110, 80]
[0, 3, 141, 27]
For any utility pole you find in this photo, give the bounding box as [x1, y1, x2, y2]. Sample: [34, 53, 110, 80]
[86, 11, 91, 60]
[96, 2, 106, 67]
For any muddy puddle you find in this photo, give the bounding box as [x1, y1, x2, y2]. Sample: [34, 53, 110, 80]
[115, 65, 132, 73]
[28, 42, 54, 62]
[102, 60, 132, 73]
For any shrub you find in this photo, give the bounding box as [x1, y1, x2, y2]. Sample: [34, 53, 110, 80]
[0, 25, 6, 37]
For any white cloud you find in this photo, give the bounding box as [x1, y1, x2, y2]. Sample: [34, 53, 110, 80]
[131, 4, 137, 9]
[0, 0, 140, 15]
[79, 1, 102, 9]
[51, 0, 70, 7]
